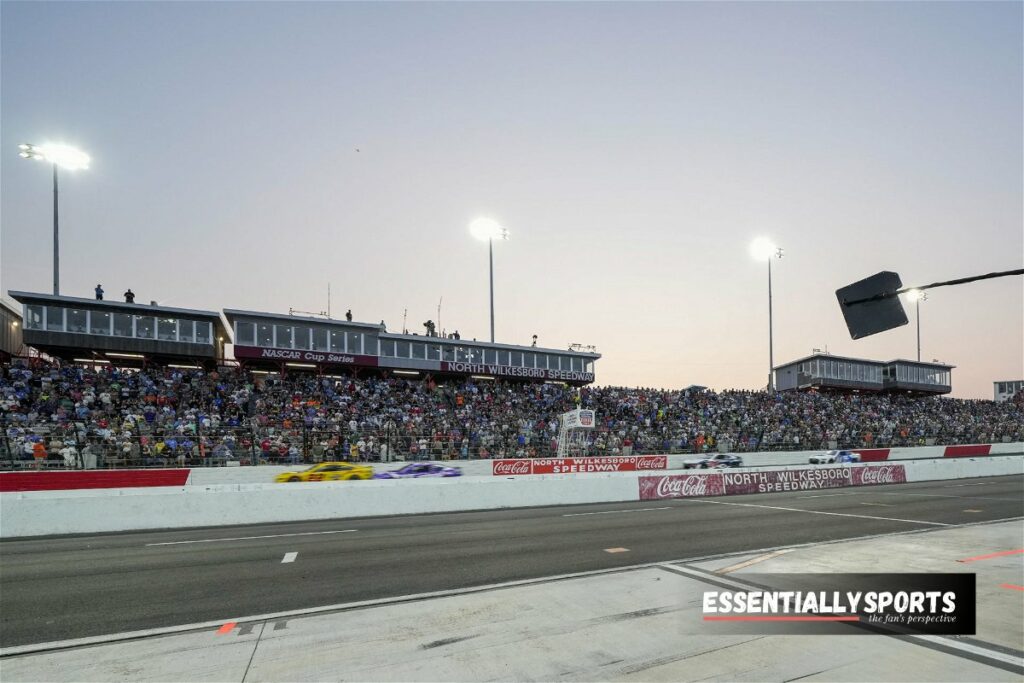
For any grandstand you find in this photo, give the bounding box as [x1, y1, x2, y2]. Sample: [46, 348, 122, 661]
[3, 288, 1022, 471]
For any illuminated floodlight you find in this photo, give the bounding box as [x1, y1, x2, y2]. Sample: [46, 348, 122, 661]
[18, 143, 90, 170]
[750, 237, 780, 261]
[906, 288, 927, 303]
[469, 217, 509, 242]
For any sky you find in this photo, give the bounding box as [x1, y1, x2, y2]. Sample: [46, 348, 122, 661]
[1, 1, 1021, 399]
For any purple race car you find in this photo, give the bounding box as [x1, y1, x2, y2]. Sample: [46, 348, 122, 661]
[372, 463, 462, 479]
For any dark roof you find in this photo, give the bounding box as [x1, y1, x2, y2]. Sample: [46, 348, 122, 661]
[9, 291, 222, 320]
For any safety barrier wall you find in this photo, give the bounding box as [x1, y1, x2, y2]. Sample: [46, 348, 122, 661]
[1, 456, 1021, 538]
[3, 442, 1021, 491]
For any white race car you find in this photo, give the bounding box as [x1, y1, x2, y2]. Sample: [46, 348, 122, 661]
[809, 450, 860, 464]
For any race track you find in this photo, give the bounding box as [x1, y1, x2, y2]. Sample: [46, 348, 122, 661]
[1, 474, 1022, 649]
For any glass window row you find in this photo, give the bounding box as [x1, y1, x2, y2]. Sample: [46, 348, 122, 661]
[802, 359, 882, 384]
[234, 321, 595, 373]
[25, 305, 213, 344]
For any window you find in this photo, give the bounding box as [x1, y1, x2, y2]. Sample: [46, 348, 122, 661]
[426, 344, 441, 361]
[329, 331, 344, 352]
[483, 349, 496, 364]
[363, 334, 378, 356]
[196, 322, 212, 344]
[442, 345, 455, 362]
[157, 318, 177, 341]
[510, 351, 522, 366]
[135, 316, 154, 339]
[46, 306, 65, 332]
[275, 325, 293, 349]
[91, 311, 111, 335]
[396, 341, 410, 358]
[571, 357, 582, 372]
[67, 309, 88, 333]
[179, 320, 195, 343]
[346, 332, 362, 354]
[236, 322, 255, 346]
[497, 350, 510, 366]
[113, 313, 133, 338]
[380, 340, 396, 357]
[455, 347, 468, 362]
[412, 343, 426, 360]
[257, 324, 273, 347]
[586, 360, 594, 373]
[312, 328, 328, 351]
[294, 325, 309, 350]
[524, 352, 536, 369]
[25, 305, 43, 330]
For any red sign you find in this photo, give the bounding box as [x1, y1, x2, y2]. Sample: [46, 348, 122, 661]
[851, 464, 907, 486]
[233, 345, 379, 367]
[638, 473, 725, 499]
[0, 469, 190, 492]
[852, 448, 891, 462]
[491, 455, 667, 476]
[944, 444, 992, 458]
[722, 467, 852, 494]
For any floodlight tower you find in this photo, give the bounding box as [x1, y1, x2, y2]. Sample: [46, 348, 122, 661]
[19, 143, 91, 295]
[469, 217, 509, 343]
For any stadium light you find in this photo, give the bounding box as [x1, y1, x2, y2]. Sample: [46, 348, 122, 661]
[905, 289, 927, 361]
[19, 142, 91, 295]
[750, 238, 784, 391]
[469, 217, 509, 343]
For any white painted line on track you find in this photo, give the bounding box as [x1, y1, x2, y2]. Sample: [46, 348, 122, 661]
[678, 498, 951, 526]
[6, 516, 1019, 658]
[281, 552, 298, 563]
[870, 492, 1021, 502]
[145, 530, 357, 546]
[797, 492, 862, 499]
[859, 502, 894, 507]
[945, 483, 990, 488]
[563, 507, 671, 517]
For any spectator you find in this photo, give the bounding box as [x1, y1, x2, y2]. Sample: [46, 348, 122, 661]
[95, 284, 104, 301]
[124, 289, 135, 304]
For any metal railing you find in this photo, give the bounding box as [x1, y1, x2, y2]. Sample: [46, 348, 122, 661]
[2, 419, 1021, 470]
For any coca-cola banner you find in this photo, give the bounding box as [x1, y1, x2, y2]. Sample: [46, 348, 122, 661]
[492, 455, 668, 476]
[638, 473, 725, 500]
[722, 468, 853, 495]
[851, 464, 907, 486]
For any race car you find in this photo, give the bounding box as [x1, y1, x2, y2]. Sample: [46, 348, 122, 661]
[682, 453, 744, 469]
[808, 450, 860, 464]
[275, 462, 374, 482]
[372, 463, 462, 479]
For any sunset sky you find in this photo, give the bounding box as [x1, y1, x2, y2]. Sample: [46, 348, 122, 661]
[2, 1, 1021, 399]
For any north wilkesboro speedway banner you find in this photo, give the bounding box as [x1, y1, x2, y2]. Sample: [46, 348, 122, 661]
[639, 464, 907, 499]
[493, 456, 668, 476]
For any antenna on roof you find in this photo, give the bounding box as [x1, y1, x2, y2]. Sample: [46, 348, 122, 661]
[327, 283, 331, 319]
[437, 297, 443, 335]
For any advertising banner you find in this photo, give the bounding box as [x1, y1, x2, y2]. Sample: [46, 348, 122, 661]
[851, 464, 907, 486]
[638, 472, 725, 500]
[233, 345, 379, 367]
[943, 444, 992, 458]
[491, 455, 667, 476]
[722, 468, 853, 494]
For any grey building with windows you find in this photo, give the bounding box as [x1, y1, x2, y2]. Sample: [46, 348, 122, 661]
[9, 291, 229, 366]
[774, 353, 953, 395]
[225, 309, 599, 384]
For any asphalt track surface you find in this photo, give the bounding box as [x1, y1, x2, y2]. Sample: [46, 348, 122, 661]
[1, 474, 1021, 649]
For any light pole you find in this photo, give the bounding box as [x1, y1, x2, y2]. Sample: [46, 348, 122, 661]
[906, 289, 927, 361]
[18, 143, 90, 295]
[469, 217, 509, 343]
[750, 238, 784, 391]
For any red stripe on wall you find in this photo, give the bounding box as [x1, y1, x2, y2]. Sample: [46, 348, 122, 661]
[943, 445, 992, 458]
[852, 448, 891, 462]
[0, 469, 191, 492]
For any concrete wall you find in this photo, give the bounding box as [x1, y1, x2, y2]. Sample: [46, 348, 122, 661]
[2, 456, 1021, 538]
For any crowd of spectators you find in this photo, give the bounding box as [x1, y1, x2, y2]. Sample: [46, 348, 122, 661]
[1, 360, 1021, 469]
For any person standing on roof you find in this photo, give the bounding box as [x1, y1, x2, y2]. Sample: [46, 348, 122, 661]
[95, 284, 104, 300]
